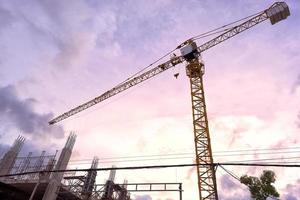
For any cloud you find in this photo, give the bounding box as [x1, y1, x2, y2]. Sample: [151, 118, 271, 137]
[0, 85, 64, 138]
[0, 5, 14, 29]
[220, 174, 239, 190]
[23, 0, 96, 69]
[291, 74, 300, 93]
[282, 179, 300, 200]
[0, 1, 298, 199]
[285, 195, 297, 200]
[185, 166, 196, 180]
[218, 174, 250, 200]
[0, 0, 111, 73]
[297, 112, 300, 129]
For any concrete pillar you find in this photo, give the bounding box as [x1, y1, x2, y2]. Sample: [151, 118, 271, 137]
[0, 136, 25, 177]
[42, 133, 76, 200]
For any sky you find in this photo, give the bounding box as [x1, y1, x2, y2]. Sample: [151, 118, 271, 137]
[0, 0, 300, 199]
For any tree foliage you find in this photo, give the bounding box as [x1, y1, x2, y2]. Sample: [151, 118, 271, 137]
[240, 170, 279, 200]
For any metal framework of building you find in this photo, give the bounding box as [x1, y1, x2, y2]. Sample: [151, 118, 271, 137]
[0, 134, 80, 200]
[0, 135, 182, 200]
[94, 182, 183, 200]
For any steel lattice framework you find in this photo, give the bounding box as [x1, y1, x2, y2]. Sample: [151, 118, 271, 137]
[185, 59, 218, 199]
[48, 56, 184, 125]
[49, 2, 290, 200]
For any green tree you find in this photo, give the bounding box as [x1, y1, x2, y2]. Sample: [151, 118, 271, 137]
[240, 170, 279, 200]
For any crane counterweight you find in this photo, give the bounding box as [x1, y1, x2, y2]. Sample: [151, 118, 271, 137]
[267, 2, 290, 25]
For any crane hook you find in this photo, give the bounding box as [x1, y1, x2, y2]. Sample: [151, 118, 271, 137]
[174, 73, 179, 79]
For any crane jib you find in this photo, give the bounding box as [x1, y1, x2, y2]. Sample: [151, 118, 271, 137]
[48, 2, 290, 125]
[48, 56, 184, 124]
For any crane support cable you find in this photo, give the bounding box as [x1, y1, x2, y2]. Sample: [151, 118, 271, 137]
[1, 162, 300, 178]
[197, 11, 268, 52]
[109, 2, 283, 87]
[124, 9, 264, 80]
[117, 47, 180, 86]
[122, 9, 258, 84]
[218, 164, 240, 181]
[218, 164, 280, 200]
[197, 1, 290, 53]
[191, 10, 264, 41]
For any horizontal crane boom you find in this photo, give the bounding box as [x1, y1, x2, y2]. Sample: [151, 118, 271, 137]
[48, 56, 184, 125]
[49, 2, 289, 125]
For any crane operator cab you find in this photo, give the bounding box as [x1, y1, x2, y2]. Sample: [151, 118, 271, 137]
[180, 41, 205, 77]
[180, 40, 199, 61]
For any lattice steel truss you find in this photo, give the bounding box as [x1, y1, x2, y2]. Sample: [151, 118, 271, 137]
[186, 59, 217, 199]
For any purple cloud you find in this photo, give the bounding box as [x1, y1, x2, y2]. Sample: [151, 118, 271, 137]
[0, 85, 64, 138]
[218, 174, 250, 200]
[282, 179, 300, 199]
[134, 194, 152, 200]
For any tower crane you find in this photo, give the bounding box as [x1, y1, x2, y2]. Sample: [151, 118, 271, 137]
[49, 2, 290, 199]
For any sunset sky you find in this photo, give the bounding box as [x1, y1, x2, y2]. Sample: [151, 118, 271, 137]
[0, 0, 300, 199]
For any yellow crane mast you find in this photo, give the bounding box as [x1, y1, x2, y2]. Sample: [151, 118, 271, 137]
[49, 2, 290, 199]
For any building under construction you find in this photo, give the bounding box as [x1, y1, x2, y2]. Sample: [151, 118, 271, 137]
[0, 134, 182, 200]
[0, 134, 132, 200]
